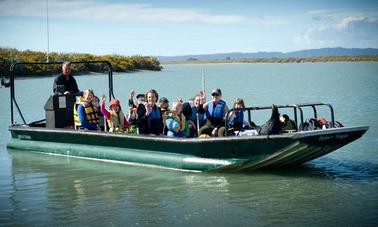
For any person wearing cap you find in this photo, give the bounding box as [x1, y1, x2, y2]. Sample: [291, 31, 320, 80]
[198, 88, 229, 137]
[158, 97, 170, 115]
[73, 89, 100, 130]
[128, 90, 145, 108]
[101, 96, 129, 133]
[158, 97, 170, 135]
[137, 89, 163, 135]
[53, 62, 80, 95]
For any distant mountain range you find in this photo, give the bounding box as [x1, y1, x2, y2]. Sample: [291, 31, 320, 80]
[156, 47, 378, 62]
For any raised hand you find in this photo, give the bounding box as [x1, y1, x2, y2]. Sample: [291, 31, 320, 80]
[198, 90, 205, 102]
[145, 102, 152, 116]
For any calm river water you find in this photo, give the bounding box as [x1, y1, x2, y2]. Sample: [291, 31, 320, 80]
[0, 62, 377, 226]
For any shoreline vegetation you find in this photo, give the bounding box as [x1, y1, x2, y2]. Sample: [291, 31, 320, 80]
[0, 48, 162, 77]
[161, 55, 378, 64]
[2, 47, 377, 77]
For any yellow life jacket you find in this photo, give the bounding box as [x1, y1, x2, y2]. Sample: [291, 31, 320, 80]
[177, 113, 186, 131]
[107, 110, 126, 132]
[73, 100, 99, 129]
[128, 125, 138, 134]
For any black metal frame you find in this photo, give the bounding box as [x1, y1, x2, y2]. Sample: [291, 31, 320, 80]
[9, 61, 114, 125]
[225, 103, 335, 135]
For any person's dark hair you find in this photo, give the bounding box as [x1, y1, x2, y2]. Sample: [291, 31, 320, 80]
[182, 102, 192, 118]
[234, 98, 245, 108]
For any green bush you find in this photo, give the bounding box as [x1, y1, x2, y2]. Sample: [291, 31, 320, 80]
[0, 47, 162, 77]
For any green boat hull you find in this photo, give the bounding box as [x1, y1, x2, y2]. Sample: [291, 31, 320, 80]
[8, 126, 369, 172]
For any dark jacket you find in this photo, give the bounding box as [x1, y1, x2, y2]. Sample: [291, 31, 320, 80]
[53, 74, 79, 95]
[258, 105, 283, 135]
[137, 104, 163, 135]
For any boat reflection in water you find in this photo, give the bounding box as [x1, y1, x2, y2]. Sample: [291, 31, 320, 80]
[7, 149, 236, 225]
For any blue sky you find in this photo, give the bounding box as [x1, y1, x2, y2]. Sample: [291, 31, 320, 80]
[0, 0, 377, 56]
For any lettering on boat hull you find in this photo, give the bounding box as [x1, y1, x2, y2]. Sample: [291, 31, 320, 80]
[319, 134, 349, 142]
[18, 135, 32, 140]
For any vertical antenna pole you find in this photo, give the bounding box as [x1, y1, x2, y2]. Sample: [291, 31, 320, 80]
[46, 0, 50, 62]
[201, 68, 206, 99]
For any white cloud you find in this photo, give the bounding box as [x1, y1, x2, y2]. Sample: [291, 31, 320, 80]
[0, 0, 246, 24]
[295, 16, 378, 48]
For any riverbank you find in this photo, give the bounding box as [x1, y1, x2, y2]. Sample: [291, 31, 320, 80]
[0, 48, 162, 77]
[161, 55, 378, 64]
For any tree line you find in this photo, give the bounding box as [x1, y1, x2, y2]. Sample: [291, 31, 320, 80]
[0, 48, 162, 77]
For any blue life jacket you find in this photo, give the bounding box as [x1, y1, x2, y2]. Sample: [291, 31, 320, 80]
[228, 111, 244, 127]
[166, 117, 185, 137]
[206, 100, 226, 119]
[190, 106, 197, 121]
[147, 106, 161, 121]
[191, 106, 205, 125]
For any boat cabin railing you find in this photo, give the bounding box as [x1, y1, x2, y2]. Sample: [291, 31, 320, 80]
[9, 61, 114, 125]
[224, 103, 335, 135]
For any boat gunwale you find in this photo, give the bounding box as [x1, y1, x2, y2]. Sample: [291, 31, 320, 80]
[8, 125, 369, 143]
[291, 125, 369, 138]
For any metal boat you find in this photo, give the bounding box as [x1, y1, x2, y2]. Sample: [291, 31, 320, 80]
[6, 61, 369, 172]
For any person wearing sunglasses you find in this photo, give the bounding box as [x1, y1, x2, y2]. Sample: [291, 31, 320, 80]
[198, 88, 229, 137]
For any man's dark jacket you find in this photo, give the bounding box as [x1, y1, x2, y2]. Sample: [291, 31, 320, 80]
[53, 74, 79, 94]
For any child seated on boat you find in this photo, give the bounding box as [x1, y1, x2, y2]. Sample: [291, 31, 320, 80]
[92, 95, 105, 131]
[226, 98, 249, 135]
[187, 91, 206, 137]
[137, 89, 163, 135]
[159, 97, 170, 134]
[182, 102, 196, 137]
[73, 89, 100, 130]
[101, 95, 129, 133]
[158, 97, 170, 115]
[127, 90, 145, 133]
[165, 101, 188, 137]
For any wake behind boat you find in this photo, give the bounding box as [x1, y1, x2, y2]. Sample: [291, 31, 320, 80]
[6, 61, 369, 172]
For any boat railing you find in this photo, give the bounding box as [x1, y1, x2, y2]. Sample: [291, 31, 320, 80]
[224, 103, 335, 135]
[293, 103, 335, 129]
[8, 61, 114, 125]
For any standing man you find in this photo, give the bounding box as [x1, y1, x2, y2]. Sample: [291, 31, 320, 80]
[53, 62, 79, 95]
